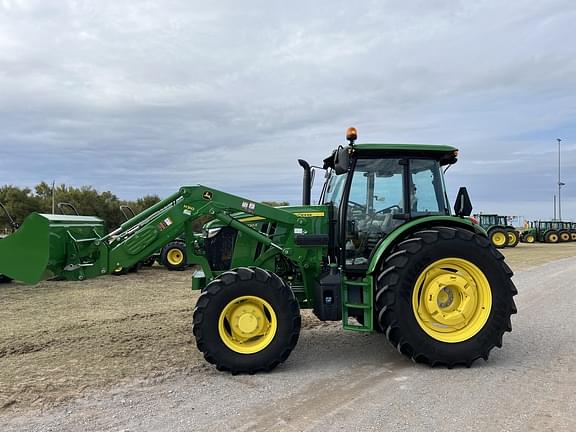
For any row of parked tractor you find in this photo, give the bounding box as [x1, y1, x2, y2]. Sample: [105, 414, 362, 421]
[476, 213, 576, 249]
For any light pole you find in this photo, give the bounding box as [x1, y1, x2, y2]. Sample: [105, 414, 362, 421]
[557, 138, 565, 220]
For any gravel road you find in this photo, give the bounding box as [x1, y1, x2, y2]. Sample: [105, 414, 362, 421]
[4, 256, 576, 432]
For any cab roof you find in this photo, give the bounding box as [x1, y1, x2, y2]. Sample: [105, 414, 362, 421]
[322, 143, 459, 170]
[353, 143, 457, 153]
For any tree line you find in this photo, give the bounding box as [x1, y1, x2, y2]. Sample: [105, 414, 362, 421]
[0, 182, 290, 232]
[0, 182, 161, 231]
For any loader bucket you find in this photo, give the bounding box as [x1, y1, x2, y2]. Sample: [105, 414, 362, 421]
[0, 213, 105, 284]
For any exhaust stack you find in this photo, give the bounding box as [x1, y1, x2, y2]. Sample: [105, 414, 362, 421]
[298, 159, 311, 206]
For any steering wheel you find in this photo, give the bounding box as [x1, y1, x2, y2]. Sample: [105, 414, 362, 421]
[375, 205, 401, 214]
[348, 201, 366, 211]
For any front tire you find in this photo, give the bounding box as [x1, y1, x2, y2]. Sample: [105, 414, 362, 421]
[0, 274, 12, 284]
[375, 227, 517, 367]
[161, 241, 187, 271]
[506, 229, 520, 248]
[559, 230, 571, 242]
[193, 267, 301, 374]
[489, 228, 508, 249]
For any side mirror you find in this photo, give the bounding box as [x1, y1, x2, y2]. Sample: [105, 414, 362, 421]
[454, 187, 472, 217]
[334, 147, 350, 175]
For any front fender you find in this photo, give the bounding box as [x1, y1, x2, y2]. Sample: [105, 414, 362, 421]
[367, 216, 484, 275]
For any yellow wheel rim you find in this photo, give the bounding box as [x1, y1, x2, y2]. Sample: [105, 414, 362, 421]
[507, 232, 517, 245]
[571, 233, 576, 241]
[549, 234, 558, 243]
[412, 258, 492, 343]
[218, 295, 277, 354]
[561, 233, 570, 241]
[167, 249, 184, 265]
[491, 232, 507, 247]
[526, 235, 535, 243]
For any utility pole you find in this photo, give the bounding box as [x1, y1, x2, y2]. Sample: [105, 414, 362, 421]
[553, 194, 556, 220]
[557, 138, 565, 220]
[51, 180, 55, 214]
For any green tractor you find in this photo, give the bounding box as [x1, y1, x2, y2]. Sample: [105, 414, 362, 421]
[557, 221, 573, 242]
[520, 221, 537, 243]
[527, 221, 561, 243]
[474, 214, 519, 248]
[571, 223, 576, 241]
[0, 128, 517, 372]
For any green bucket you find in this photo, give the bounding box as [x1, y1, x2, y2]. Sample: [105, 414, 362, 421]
[0, 213, 105, 284]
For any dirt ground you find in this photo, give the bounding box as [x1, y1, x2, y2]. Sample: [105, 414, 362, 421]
[1, 242, 575, 416]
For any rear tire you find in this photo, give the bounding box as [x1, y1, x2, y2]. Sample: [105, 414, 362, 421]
[545, 231, 559, 243]
[488, 228, 508, 249]
[193, 267, 301, 374]
[571, 233, 576, 241]
[161, 241, 187, 271]
[506, 229, 520, 248]
[375, 227, 517, 367]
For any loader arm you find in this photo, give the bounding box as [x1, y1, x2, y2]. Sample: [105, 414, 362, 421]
[0, 186, 304, 284]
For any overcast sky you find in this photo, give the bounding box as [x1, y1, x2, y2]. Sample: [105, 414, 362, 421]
[1, 0, 575, 221]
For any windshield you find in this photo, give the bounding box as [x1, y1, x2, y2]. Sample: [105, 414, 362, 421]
[322, 170, 347, 208]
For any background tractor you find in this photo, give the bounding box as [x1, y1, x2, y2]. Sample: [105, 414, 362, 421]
[520, 221, 537, 243]
[0, 201, 19, 284]
[474, 214, 519, 248]
[557, 222, 573, 242]
[523, 221, 562, 243]
[0, 128, 517, 372]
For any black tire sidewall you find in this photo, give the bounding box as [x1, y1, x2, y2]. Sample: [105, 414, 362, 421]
[545, 231, 558, 243]
[506, 230, 520, 247]
[488, 228, 508, 249]
[388, 232, 513, 363]
[161, 242, 187, 270]
[194, 269, 300, 372]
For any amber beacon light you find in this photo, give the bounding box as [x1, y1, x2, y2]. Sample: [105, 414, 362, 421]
[346, 127, 357, 144]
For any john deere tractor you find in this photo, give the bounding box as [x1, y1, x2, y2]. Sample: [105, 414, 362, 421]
[520, 221, 537, 243]
[0, 128, 517, 372]
[558, 222, 573, 242]
[523, 221, 562, 243]
[474, 214, 519, 248]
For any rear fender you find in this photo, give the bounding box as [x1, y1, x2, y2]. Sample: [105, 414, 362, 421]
[367, 216, 483, 275]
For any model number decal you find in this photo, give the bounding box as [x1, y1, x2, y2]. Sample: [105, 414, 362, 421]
[241, 201, 256, 213]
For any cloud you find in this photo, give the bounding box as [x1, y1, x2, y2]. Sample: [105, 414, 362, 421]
[0, 0, 575, 220]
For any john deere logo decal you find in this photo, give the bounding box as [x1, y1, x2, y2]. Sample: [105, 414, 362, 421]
[202, 191, 213, 200]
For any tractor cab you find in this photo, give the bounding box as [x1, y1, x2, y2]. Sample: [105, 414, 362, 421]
[320, 129, 459, 270]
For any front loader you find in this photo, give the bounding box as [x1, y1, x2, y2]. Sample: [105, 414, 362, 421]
[121, 204, 188, 271]
[0, 128, 517, 372]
